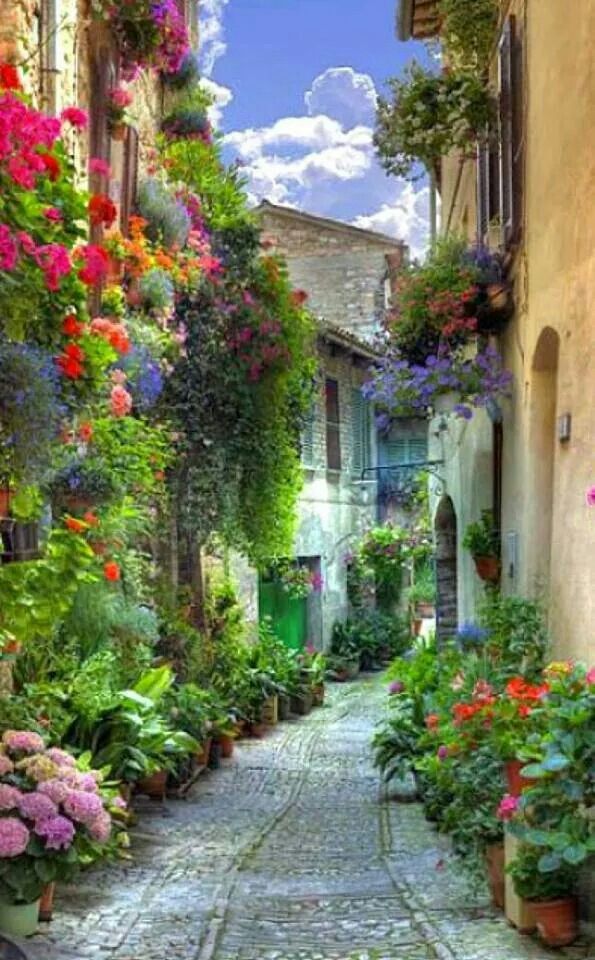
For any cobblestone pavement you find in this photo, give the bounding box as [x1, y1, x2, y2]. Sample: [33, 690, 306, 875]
[24, 676, 594, 960]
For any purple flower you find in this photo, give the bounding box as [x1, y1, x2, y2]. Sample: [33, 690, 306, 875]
[88, 810, 111, 843]
[389, 680, 404, 695]
[18, 791, 58, 822]
[38, 779, 70, 805]
[35, 815, 75, 850]
[45, 748, 76, 768]
[0, 817, 30, 857]
[437, 745, 449, 761]
[63, 790, 103, 825]
[2, 730, 45, 754]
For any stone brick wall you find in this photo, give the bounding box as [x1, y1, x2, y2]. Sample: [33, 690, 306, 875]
[258, 203, 407, 342]
[295, 341, 377, 647]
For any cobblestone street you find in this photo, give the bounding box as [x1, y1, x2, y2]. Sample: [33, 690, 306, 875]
[25, 677, 593, 960]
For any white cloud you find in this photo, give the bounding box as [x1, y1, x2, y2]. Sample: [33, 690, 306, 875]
[199, 0, 230, 77]
[305, 67, 377, 129]
[224, 65, 430, 257]
[201, 77, 233, 127]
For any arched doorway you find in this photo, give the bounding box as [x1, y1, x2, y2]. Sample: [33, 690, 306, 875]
[434, 496, 458, 642]
[527, 327, 560, 594]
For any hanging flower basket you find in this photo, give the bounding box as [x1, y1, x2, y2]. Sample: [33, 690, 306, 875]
[473, 555, 501, 583]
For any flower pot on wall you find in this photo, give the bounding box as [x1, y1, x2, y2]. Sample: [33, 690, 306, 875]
[136, 769, 168, 800]
[504, 759, 536, 797]
[473, 555, 501, 583]
[110, 122, 127, 142]
[485, 844, 505, 910]
[532, 897, 578, 947]
[38, 883, 55, 922]
[0, 899, 40, 937]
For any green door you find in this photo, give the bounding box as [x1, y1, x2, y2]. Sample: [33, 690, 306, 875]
[259, 578, 308, 651]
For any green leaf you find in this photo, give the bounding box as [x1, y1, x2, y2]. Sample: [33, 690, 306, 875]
[562, 843, 588, 865]
[519, 762, 546, 778]
[542, 753, 570, 773]
[537, 852, 562, 873]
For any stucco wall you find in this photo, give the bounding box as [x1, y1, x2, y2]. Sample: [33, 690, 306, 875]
[258, 204, 405, 341]
[434, 0, 595, 661]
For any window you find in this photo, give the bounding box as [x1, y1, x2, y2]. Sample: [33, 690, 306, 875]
[325, 378, 341, 471]
[351, 388, 371, 477]
[498, 14, 523, 245]
[383, 436, 427, 468]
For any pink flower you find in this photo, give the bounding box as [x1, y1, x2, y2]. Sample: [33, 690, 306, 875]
[389, 681, 404, 695]
[586, 667, 595, 685]
[77, 773, 100, 793]
[586, 486, 595, 507]
[497, 794, 520, 821]
[437, 745, 449, 761]
[110, 368, 128, 385]
[35, 815, 75, 850]
[44, 207, 63, 222]
[88, 157, 111, 177]
[310, 571, 324, 592]
[60, 106, 88, 129]
[0, 755, 14, 776]
[3, 730, 45, 754]
[18, 791, 58, 822]
[75, 244, 108, 286]
[0, 224, 18, 270]
[0, 784, 22, 811]
[38, 779, 70, 805]
[34, 243, 71, 291]
[45, 748, 76, 768]
[110, 384, 133, 417]
[0, 817, 30, 857]
[112, 796, 127, 810]
[108, 86, 133, 109]
[63, 790, 103, 825]
[88, 810, 111, 843]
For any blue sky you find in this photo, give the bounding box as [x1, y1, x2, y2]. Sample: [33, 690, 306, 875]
[199, 0, 432, 256]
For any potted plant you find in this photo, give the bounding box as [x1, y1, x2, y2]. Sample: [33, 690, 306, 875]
[407, 564, 436, 632]
[507, 846, 578, 947]
[48, 459, 122, 514]
[0, 733, 121, 936]
[106, 85, 133, 140]
[463, 510, 500, 582]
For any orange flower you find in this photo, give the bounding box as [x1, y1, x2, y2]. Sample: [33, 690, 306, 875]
[65, 516, 87, 534]
[103, 561, 120, 582]
[78, 422, 93, 442]
[83, 511, 100, 527]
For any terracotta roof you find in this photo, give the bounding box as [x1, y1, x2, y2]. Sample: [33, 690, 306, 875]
[256, 200, 406, 251]
[317, 320, 382, 361]
[397, 0, 440, 40]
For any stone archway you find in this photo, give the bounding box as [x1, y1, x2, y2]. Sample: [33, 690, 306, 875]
[435, 496, 458, 642]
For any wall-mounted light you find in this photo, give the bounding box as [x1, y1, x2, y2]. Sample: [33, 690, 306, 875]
[557, 413, 572, 443]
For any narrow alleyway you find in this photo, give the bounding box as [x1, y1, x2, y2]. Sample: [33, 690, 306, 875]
[26, 678, 591, 960]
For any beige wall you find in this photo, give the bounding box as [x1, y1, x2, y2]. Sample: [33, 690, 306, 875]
[436, 0, 595, 662]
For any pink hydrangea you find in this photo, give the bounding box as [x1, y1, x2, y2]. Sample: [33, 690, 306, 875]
[35, 815, 75, 850]
[111, 796, 127, 810]
[497, 793, 520, 821]
[77, 773, 100, 793]
[60, 106, 88, 129]
[2, 730, 45, 754]
[38, 779, 70, 805]
[0, 817, 30, 857]
[63, 790, 103, 825]
[45, 748, 76, 768]
[88, 810, 111, 843]
[18, 791, 58, 822]
[0, 784, 22, 811]
[0, 755, 14, 776]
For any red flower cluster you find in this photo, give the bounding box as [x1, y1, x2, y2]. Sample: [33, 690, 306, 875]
[88, 193, 117, 228]
[75, 245, 109, 286]
[56, 342, 85, 379]
[90, 317, 130, 354]
[0, 64, 21, 91]
[505, 677, 549, 701]
[62, 314, 85, 337]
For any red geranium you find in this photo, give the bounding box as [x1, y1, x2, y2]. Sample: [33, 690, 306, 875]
[88, 193, 117, 228]
[103, 561, 120, 582]
[0, 64, 21, 91]
[65, 517, 87, 534]
[39, 153, 61, 182]
[62, 314, 84, 337]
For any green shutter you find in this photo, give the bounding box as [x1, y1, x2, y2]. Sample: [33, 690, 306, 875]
[352, 389, 371, 476]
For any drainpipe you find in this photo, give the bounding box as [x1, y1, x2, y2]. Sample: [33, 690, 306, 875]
[429, 167, 438, 243]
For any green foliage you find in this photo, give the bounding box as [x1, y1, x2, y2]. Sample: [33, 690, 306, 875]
[407, 562, 436, 606]
[478, 594, 548, 676]
[375, 64, 493, 180]
[331, 610, 411, 669]
[462, 509, 500, 559]
[438, 0, 499, 71]
[507, 845, 577, 901]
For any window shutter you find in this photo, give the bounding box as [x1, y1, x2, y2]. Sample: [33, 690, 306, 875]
[325, 379, 341, 471]
[120, 126, 139, 233]
[476, 137, 489, 243]
[498, 14, 523, 247]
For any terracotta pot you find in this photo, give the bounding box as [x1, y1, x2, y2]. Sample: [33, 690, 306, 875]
[312, 683, 325, 706]
[473, 555, 501, 583]
[485, 843, 505, 910]
[412, 618, 422, 637]
[261, 694, 278, 725]
[62, 494, 94, 514]
[0, 486, 11, 517]
[416, 602, 435, 619]
[249, 721, 267, 738]
[532, 897, 578, 947]
[505, 759, 536, 797]
[38, 882, 55, 922]
[218, 734, 234, 759]
[91, 540, 108, 556]
[110, 122, 127, 141]
[195, 737, 212, 767]
[290, 692, 313, 716]
[136, 769, 168, 800]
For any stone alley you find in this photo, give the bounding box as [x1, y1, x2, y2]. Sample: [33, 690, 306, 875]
[23, 679, 593, 960]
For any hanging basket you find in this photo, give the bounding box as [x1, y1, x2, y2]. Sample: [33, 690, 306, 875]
[473, 555, 501, 583]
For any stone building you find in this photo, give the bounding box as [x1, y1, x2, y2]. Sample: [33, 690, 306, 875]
[240, 203, 411, 648]
[397, 0, 595, 662]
